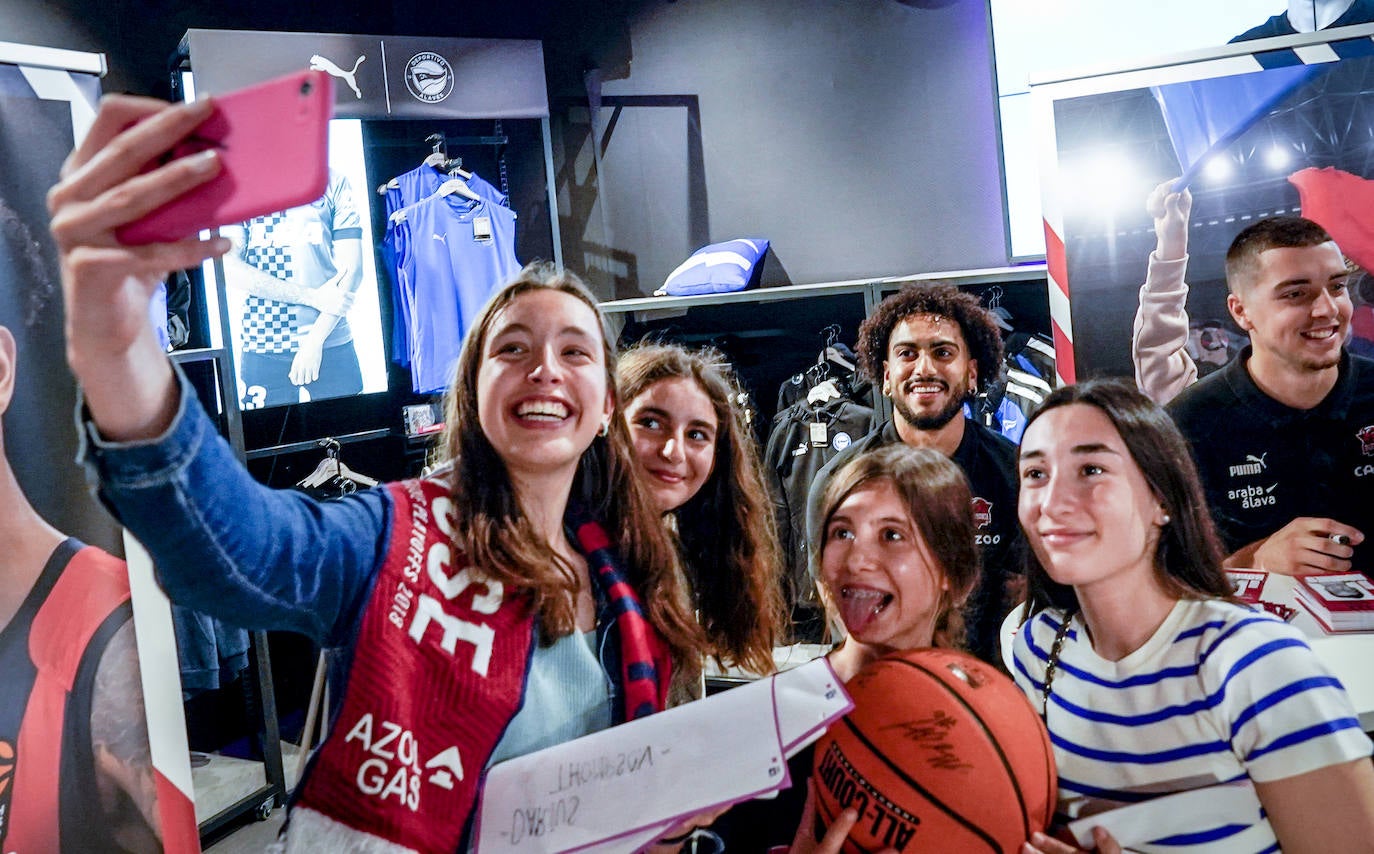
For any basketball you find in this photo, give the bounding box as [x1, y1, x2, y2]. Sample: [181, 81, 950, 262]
[811, 648, 1056, 852]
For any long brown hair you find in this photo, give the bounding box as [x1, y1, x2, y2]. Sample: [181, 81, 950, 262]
[619, 341, 786, 674]
[1020, 378, 1233, 618]
[439, 264, 704, 673]
[814, 444, 981, 650]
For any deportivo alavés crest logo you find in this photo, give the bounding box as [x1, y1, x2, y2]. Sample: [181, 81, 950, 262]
[405, 52, 454, 103]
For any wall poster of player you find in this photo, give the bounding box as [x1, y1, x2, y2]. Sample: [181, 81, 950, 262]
[0, 46, 199, 853]
[1031, 23, 1374, 397]
[196, 108, 390, 410]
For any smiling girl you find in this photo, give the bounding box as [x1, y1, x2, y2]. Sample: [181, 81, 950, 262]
[1014, 379, 1374, 854]
[46, 94, 704, 851]
[619, 342, 785, 678]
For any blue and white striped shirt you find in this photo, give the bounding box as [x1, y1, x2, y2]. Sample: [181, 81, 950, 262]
[1013, 598, 1371, 853]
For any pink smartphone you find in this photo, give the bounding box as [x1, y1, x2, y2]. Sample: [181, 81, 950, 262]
[116, 69, 334, 245]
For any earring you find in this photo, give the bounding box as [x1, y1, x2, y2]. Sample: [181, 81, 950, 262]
[598, 421, 610, 438]
[1160, 512, 1171, 525]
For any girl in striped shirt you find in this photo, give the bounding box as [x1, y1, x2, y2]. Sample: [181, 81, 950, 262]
[1013, 378, 1374, 854]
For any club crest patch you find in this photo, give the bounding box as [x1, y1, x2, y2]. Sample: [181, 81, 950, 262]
[971, 497, 993, 529]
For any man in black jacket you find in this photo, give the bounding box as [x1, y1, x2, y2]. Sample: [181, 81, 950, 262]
[807, 283, 1022, 666]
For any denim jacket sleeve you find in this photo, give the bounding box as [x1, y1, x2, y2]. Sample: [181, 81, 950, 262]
[76, 366, 390, 648]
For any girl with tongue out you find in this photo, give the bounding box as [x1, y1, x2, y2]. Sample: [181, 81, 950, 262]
[780, 443, 981, 854]
[815, 443, 981, 682]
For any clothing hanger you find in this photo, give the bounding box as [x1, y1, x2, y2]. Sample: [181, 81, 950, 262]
[296, 439, 379, 491]
[422, 153, 474, 180]
[807, 360, 830, 385]
[377, 134, 475, 195]
[806, 324, 848, 380]
[824, 344, 856, 373]
[422, 132, 474, 178]
[334, 461, 377, 488]
[376, 140, 447, 196]
[297, 439, 342, 489]
[985, 285, 1014, 332]
[390, 174, 484, 223]
[432, 178, 483, 203]
[423, 132, 448, 166]
[816, 324, 851, 369]
[447, 160, 474, 180]
[820, 324, 841, 353]
[418, 133, 483, 203]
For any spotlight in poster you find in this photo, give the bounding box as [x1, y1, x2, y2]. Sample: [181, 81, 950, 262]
[989, 0, 1297, 259]
[1032, 23, 1374, 401]
[200, 117, 389, 410]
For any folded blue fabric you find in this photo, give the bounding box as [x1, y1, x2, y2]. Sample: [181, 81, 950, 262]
[655, 238, 770, 296]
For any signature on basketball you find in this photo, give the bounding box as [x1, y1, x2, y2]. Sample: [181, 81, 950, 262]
[882, 711, 972, 771]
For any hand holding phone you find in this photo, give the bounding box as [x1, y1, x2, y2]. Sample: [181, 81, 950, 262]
[115, 69, 334, 245]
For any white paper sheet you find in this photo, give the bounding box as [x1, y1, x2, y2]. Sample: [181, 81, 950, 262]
[473, 657, 852, 853]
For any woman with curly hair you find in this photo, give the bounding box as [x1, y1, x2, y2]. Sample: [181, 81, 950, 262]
[619, 341, 786, 678]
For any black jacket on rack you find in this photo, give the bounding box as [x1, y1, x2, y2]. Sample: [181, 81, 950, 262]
[764, 394, 875, 637]
[775, 343, 866, 412]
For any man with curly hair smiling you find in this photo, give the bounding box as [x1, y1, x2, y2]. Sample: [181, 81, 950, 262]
[806, 282, 1022, 666]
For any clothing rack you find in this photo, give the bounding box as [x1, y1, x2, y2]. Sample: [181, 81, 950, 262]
[367, 134, 510, 148]
[163, 347, 286, 841]
[244, 428, 392, 461]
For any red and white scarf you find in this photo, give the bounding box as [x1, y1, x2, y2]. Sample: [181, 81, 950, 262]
[289, 477, 670, 853]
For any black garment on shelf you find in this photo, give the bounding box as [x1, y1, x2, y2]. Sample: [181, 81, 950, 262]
[765, 395, 876, 632]
[172, 605, 251, 701]
[806, 418, 1023, 666]
[164, 269, 191, 350]
[776, 344, 866, 412]
[776, 369, 812, 413]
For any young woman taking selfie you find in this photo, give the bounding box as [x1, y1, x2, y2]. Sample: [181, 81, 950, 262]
[48, 94, 706, 851]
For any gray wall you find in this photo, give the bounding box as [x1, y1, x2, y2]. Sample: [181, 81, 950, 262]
[543, 0, 1008, 298]
[2, 0, 1009, 294]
